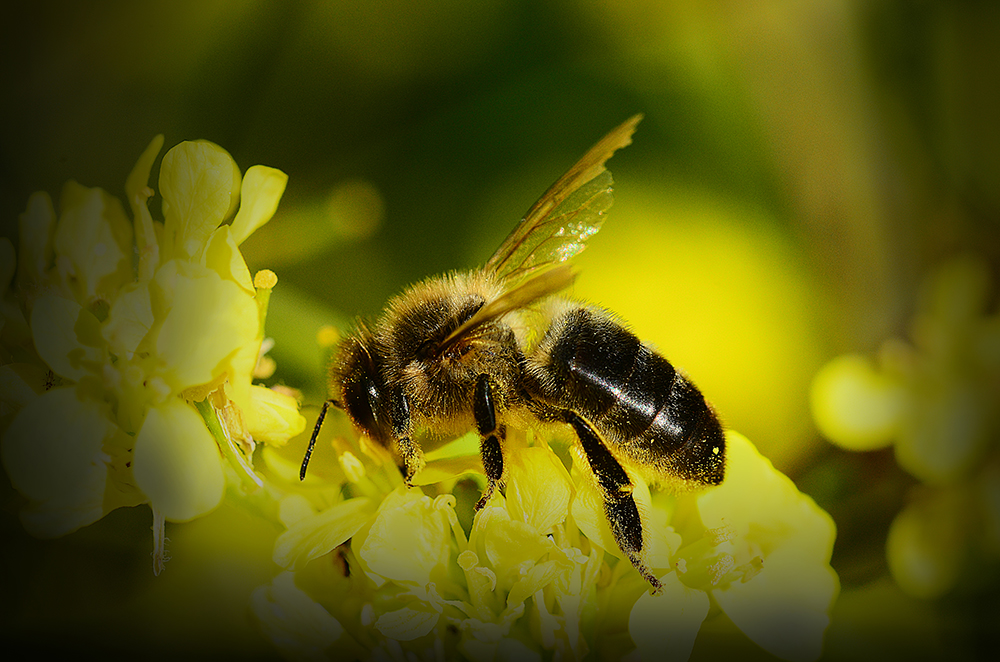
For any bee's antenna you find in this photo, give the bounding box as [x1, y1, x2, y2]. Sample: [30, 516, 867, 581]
[300, 398, 339, 480]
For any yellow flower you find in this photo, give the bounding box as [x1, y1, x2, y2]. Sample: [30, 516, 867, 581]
[810, 354, 905, 452]
[812, 255, 996, 480]
[244, 383, 307, 444]
[252, 571, 349, 658]
[1, 135, 305, 572]
[810, 254, 1000, 599]
[255, 425, 837, 661]
[685, 433, 839, 661]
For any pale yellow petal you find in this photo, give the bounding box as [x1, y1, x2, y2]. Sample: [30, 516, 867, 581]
[571, 472, 622, 559]
[481, 511, 555, 586]
[571, 467, 656, 564]
[244, 384, 307, 445]
[810, 354, 904, 451]
[886, 487, 965, 600]
[697, 432, 836, 561]
[410, 455, 485, 485]
[148, 260, 259, 392]
[713, 549, 839, 662]
[506, 446, 573, 534]
[277, 493, 316, 529]
[159, 140, 241, 259]
[357, 487, 451, 585]
[697, 432, 839, 660]
[102, 281, 154, 357]
[125, 135, 164, 282]
[125, 135, 164, 209]
[273, 496, 374, 570]
[54, 181, 133, 301]
[1, 387, 112, 537]
[230, 165, 288, 244]
[374, 604, 441, 641]
[30, 295, 104, 382]
[506, 560, 564, 608]
[629, 571, 710, 662]
[251, 572, 345, 658]
[203, 225, 254, 293]
[132, 397, 225, 521]
[0, 363, 49, 410]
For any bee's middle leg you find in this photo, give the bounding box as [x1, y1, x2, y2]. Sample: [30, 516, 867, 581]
[473, 374, 505, 510]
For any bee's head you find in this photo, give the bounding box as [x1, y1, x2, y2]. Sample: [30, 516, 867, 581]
[335, 334, 394, 446]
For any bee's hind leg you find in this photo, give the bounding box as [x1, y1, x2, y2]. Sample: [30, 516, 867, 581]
[473, 374, 506, 510]
[561, 410, 662, 593]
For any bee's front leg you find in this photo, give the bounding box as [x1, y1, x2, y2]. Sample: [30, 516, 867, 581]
[473, 374, 505, 510]
[396, 437, 424, 487]
[388, 388, 423, 487]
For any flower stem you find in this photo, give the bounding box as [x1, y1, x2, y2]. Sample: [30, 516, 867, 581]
[194, 397, 264, 489]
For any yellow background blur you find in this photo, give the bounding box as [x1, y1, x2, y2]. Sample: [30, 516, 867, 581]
[2, 1, 997, 658]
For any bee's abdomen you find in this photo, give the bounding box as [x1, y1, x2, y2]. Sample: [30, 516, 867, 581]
[528, 306, 725, 486]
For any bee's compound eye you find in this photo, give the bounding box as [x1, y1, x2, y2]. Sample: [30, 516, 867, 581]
[342, 372, 387, 441]
[366, 380, 382, 426]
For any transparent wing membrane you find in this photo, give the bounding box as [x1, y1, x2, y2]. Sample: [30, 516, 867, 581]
[485, 114, 642, 281]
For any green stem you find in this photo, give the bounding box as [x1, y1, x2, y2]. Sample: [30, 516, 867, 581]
[194, 398, 264, 490]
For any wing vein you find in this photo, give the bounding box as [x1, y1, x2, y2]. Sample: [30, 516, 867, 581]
[484, 114, 643, 281]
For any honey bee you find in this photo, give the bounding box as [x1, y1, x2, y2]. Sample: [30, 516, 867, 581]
[301, 115, 725, 591]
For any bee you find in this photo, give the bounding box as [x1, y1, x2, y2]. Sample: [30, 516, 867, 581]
[300, 115, 725, 591]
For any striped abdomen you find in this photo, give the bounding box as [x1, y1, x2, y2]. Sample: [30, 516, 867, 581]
[526, 306, 725, 487]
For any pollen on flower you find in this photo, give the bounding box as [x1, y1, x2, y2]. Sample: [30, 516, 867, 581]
[254, 269, 277, 290]
[708, 552, 735, 586]
[707, 524, 735, 544]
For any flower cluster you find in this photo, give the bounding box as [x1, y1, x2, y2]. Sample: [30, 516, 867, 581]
[254, 420, 838, 661]
[811, 254, 1000, 599]
[0, 136, 306, 571]
[0, 136, 841, 660]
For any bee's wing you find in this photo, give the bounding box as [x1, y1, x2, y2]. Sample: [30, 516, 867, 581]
[484, 114, 643, 282]
[444, 116, 641, 350]
[442, 265, 576, 348]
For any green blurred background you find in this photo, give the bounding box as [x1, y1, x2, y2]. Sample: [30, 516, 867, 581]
[2, 0, 998, 659]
